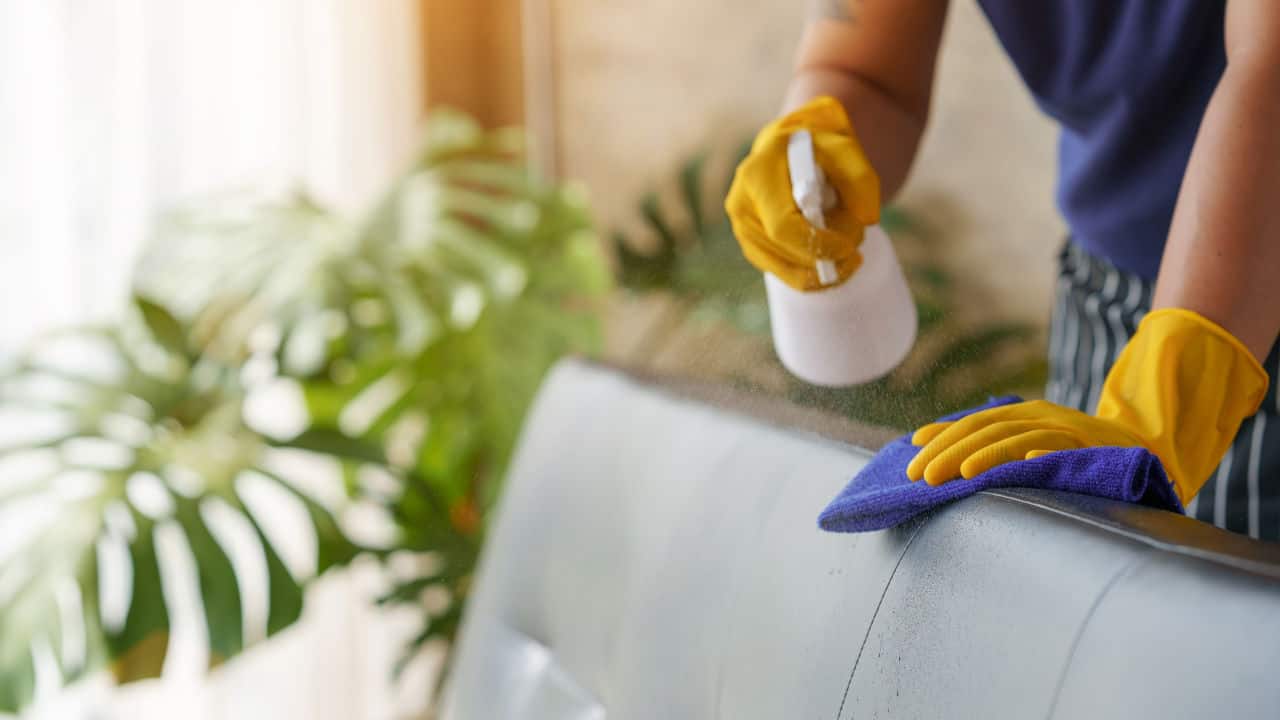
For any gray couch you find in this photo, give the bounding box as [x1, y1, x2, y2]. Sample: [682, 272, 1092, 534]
[441, 360, 1280, 719]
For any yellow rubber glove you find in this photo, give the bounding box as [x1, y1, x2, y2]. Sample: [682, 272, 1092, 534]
[725, 96, 881, 291]
[906, 309, 1268, 505]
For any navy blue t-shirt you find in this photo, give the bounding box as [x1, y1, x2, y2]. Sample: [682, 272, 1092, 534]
[976, 0, 1226, 280]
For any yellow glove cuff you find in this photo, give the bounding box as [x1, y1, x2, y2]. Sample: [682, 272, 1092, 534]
[1096, 308, 1269, 504]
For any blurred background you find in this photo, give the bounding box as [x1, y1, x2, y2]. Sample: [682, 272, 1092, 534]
[0, 1, 1063, 718]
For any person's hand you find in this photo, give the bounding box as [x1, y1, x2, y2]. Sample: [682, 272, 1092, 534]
[725, 96, 880, 291]
[906, 309, 1269, 505]
[907, 400, 1143, 485]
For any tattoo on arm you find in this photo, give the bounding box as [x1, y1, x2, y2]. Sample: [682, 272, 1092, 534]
[812, 0, 858, 22]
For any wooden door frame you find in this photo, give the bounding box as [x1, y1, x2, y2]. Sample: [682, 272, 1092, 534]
[520, 0, 558, 176]
[420, 0, 559, 176]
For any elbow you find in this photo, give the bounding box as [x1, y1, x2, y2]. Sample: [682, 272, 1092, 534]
[796, 59, 932, 127]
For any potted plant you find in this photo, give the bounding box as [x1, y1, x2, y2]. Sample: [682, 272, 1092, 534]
[0, 110, 609, 713]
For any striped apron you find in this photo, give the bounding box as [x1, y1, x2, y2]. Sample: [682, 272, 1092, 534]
[1047, 241, 1280, 540]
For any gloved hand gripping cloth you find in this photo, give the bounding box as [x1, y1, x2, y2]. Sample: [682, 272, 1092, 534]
[907, 309, 1268, 506]
[821, 309, 1268, 532]
[818, 397, 1184, 533]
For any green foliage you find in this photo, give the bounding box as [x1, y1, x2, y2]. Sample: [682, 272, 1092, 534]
[614, 146, 1046, 431]
[0, 301, 360, 711]
[0, 110, 608, 711]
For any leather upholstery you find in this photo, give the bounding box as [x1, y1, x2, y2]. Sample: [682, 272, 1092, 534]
[442, 360, 1280, 719]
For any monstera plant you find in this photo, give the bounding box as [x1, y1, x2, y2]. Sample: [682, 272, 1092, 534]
[0, 110, 608, 712]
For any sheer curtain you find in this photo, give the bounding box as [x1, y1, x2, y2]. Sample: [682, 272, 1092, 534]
[0, 1, 431, 718]
[0, 0, 423, 350]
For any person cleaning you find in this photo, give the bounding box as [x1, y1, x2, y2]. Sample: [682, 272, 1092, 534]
[726, 0, 1280, 539]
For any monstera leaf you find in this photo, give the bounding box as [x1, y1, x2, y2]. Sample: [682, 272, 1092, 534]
[0, 110, 608, 713]
[137, 111, 607, 376]
[133, 110, 609, 668]
[0, 299, 362, 711]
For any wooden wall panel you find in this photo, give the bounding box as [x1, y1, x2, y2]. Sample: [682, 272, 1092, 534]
[421, 0, 526, 128]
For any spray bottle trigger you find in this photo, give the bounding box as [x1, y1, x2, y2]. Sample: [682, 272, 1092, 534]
[787, 130, 828, 230]
[787, 129, 840, 286]
[815, 260, 839, 285]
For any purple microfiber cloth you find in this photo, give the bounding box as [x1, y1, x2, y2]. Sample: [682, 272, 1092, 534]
[818, 396, 1185, 533]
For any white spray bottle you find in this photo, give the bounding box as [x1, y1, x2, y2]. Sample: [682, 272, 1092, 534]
[763, 129, 917, 387]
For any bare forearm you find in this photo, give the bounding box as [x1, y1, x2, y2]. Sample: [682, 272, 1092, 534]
[784, 2, 948, 201]
[784, 66, 927, 200]
[1154, 60, 1280, 360]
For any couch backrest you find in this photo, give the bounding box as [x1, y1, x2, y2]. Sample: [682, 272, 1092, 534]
[441, 360, 1280, 719]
